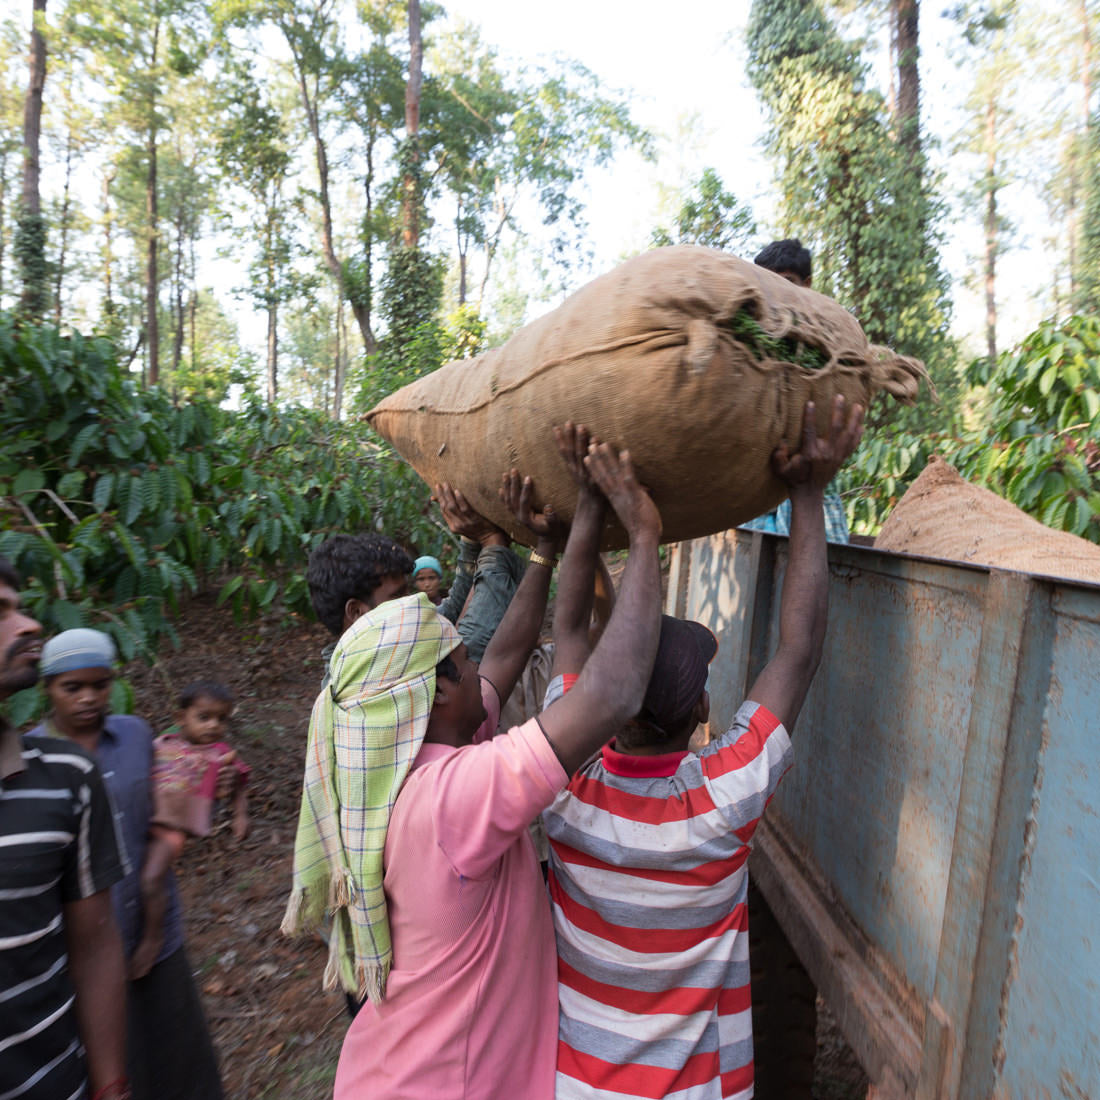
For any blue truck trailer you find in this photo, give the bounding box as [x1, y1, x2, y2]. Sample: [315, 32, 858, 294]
[667, 530, 1100, 1099]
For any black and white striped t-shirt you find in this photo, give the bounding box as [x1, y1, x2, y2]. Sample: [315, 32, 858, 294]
[0, 730, 127, 1100]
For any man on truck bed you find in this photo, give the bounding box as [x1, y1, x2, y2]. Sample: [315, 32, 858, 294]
[542, 397, 864, 1100]
[747, 238, 850, 544]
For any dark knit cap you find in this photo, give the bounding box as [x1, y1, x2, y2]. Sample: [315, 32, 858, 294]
[639, 616, 718, 732]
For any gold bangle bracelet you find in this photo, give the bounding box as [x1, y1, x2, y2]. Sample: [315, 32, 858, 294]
[529, 551, 557, 570]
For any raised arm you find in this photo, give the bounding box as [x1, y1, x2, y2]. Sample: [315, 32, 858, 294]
[538, 444, 662, 775]
[431, 483, 510, 626]
[476, 472, 566, 706]
[550, 422, 608, 679]
[747, 395, 864, 730]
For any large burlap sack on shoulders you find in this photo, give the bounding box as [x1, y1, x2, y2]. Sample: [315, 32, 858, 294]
[876, 455, 1100, 584]
[368, 245, 926, 548]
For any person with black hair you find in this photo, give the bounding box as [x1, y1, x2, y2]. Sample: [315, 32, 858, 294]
[153, 680, 248, 840]
[542, 400, 864, 1100]
[31, 629, 225, 1100]
[122, 678, 250, 986]
[285, 435, 665, 1100]
[306, 533, 415, 638]
[754, 237, 813, 287]
[748, 238, 853, 543]
[307, 488, 524, 669]
[0, 559, 131, 1100]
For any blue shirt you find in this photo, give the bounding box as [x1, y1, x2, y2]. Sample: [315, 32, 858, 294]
[31, 714, 183, 962]
[740, 493, 850, 543]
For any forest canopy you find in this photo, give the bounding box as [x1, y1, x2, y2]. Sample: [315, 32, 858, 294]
[2, 0, 1098, 677]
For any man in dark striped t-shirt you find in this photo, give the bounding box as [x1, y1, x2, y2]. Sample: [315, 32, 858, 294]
[0, 559, 130, 1100]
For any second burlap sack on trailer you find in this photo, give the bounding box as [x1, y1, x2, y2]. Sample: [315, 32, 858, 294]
[876, 455, 1100, 584]
[368, 245, 927, 549]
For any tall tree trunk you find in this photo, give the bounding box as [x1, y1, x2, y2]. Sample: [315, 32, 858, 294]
[892, 0, 921, 160]
[146, 118, 159, 384]
[330, 292, 341, 419]
[144, 21, 160, 385]
[363, 134, 375, 337]
[171, 207, 185, 376]
[20, 0, 46, 229]
[334, 296, 346, 419]
[984, 101, 998, 368]
[1082, 0, 1093, 122]
[189, 233, 197, 375]
[402, 0, 423, 249]
[1070, 0, 1092, 302]
[267, 300, 279, 404]
[283, 27, 376, 356]
[53, 120, 74, 325]
[101, 168, 115, 324]
[0, 151, 8, 300]
[18, 0, 48, 319]
[266, 215, 278, 403]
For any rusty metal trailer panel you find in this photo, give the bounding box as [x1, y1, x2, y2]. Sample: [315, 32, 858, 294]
[667, 531, 1100, 1099]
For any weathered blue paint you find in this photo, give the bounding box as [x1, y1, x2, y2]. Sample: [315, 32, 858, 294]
[671, 531, 1100, 1099]
[996, 596, 1100, 1098]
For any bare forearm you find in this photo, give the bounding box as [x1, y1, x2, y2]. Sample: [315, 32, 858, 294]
[579, 529, 661, 719]
[783, 486, 829, 666]
[750, 394, 860, 729]
[478, 534, 556, 698]
[541, 526, 661, 773]
[65, 894, 127, 1091]
[555, 490, 606, 643]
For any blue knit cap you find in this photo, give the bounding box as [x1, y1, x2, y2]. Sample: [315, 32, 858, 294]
[39, 628, 117, 677]
[412, 556, 443, 579]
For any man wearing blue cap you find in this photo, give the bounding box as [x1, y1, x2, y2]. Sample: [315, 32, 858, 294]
[32, 628, 224, 1100]
[0, 559, 130, 1100]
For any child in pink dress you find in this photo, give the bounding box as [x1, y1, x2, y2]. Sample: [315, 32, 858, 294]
[130, 681, 252, 979]
[152, 681, 250, 840]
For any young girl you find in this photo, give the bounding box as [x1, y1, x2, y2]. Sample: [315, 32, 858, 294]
[151, 681, 250, 841]
[127, 681, 250, 979]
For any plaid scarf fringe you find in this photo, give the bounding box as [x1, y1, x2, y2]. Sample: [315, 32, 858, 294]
[281, 595, 460, 1004]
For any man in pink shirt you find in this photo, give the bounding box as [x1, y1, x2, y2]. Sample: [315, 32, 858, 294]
[285, 438, 664, 1100]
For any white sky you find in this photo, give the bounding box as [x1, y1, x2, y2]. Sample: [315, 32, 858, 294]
[16, 0, 1063, 363]
[441, 1, 772, 265]
[436, 0, 1058, 357]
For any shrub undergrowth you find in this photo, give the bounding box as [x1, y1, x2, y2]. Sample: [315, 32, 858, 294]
[0, 314, 439, 724]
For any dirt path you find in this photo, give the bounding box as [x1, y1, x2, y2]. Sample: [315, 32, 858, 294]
[127, 596, 349, 1099]
[126, 594, 868, 1100]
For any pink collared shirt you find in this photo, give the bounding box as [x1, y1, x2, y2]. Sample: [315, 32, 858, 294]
[335, 677, 567, 1100]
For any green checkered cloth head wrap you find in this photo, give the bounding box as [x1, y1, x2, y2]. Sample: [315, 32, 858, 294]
[281, 592, 461, 1003]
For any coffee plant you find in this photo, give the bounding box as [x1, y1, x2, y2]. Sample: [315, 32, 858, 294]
[0, 313, 439, 721]
[835, 314, 1100, 543]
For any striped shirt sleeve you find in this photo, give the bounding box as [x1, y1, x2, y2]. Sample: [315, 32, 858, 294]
[60, 759, 127, 903]
[697, 700, 793, 840]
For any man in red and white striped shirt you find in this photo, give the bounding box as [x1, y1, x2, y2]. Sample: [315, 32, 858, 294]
[543, 398, 864, 1100]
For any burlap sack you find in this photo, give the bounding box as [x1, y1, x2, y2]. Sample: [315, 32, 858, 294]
[368, 245, 926, 548]
[876, 455, 1100, 584]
